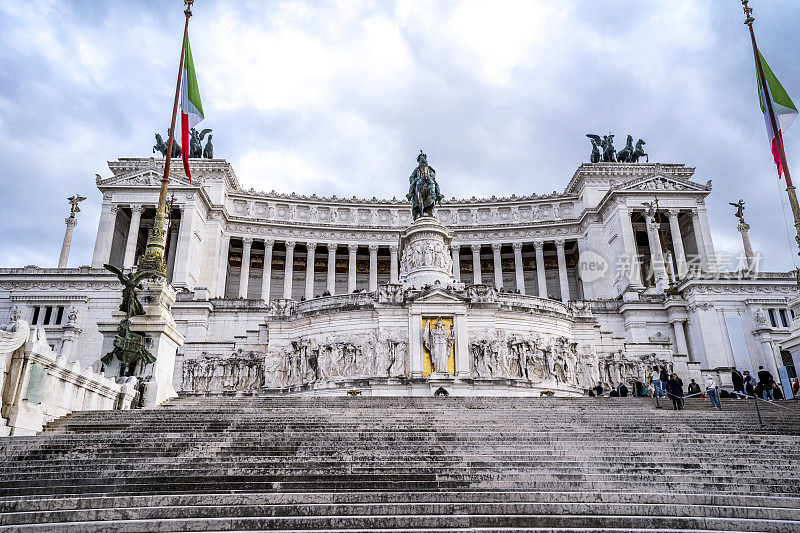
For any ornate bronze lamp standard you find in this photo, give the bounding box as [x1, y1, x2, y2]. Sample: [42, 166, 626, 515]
[742, 1, 800, 282]
[138, 0, 194, 277]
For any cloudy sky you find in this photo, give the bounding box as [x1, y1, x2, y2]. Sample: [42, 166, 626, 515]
[1, 0, 800, 271]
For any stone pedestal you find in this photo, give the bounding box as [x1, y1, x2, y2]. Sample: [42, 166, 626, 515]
[399, 217, 455, 289]
[99, 279, 185, 406]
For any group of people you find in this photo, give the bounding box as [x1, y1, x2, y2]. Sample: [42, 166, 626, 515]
[729, 365, 783, 401]
[590, 361, 797, 410]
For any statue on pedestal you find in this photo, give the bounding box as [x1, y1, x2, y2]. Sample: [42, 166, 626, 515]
[407, 151, 444, 220]
[101, 265, 156, 374]
[423, 317, 454, 375]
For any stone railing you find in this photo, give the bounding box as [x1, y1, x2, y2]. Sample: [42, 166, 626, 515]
[2, 328, 136, 436]
[210, 298, 270, 312]
[293, 292, 377, 315]
[495, 292, 570, 316]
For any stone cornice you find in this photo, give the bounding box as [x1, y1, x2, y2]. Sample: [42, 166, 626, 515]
[565, 162, 697, 194]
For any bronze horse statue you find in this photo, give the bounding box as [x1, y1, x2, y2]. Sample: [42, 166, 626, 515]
[631, 139, 648, 162]
[412, 168, 438, 219]
[617, 135, 634, 162]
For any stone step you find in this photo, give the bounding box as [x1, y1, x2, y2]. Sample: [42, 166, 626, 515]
[2, 500, 798, 526]
[0, 512, 797, 532]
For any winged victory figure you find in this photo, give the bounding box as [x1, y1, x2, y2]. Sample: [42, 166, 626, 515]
[67, 195, 86, 216]
[103, 264, 156, 318]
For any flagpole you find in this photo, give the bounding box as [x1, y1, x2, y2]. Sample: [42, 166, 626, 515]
[139, 0, 193, 277]
[742, 0, 800, 265]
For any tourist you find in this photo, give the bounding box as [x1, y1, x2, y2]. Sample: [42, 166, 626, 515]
[705, 375, 720, 408]
[731, 366, 745, 399]
[650, 366, 662, 398]
[618, 383, 628, 397]
[666, 373, 684, 410]
[793, 379, 799, 396]
[593, 382, 604, 397]
[757, 366, 775, 401]
[687, 379, 701, 397]
[743, 371, 755, 397]
[659, 366, 670, 391]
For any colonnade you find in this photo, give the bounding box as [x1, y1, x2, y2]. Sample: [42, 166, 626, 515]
[221, 237, 580, 303]
[618, 207, 710, 287]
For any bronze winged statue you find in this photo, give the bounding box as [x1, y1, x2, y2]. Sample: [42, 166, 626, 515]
[189, 128, 212, 158]
[729, 199, 746, 224]
[103, 264, 155, 318]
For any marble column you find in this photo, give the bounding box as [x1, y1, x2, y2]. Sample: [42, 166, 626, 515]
[451, 245, 461, 282]
[327, 244, 337, 295]
[238, 237, 253, 298]
[283, 241, 295, 299]
[261, 239, 274, 301]
[691, 210, 708, 271]
[738, 221, 756, 272]
[555, 240, 570, 302]
[389, 245, 399, 284]
[123, 205, 143, 268]
[644, 213, 668, 289]
[92, 203, 117, 268]
[672, 319, 688, 356]
[59, 216, 78, 268]
[368, 244, 378, 292]
[305, 242, 317, 299]
[618, 206, 643, 288]
[534, 241, 547, 298]
[172, 205, 194, 289]
[492, 243, 503, 289]
[512, 242, 525, 295]
[165, 220, 180, 281]
[667, 209, 688, 278]
[471, 244, 482, 285]
[216, 234, 231, 298]
[347, 244, 358, 293]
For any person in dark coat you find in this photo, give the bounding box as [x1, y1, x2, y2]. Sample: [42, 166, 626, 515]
[666, 374, 684, 410]
[593, 382, 604, 397]
[687, 379, 701, 396]
[758, 366, 775, 401]
[618, 383, 629, 397]
[731, 366, 745, 399]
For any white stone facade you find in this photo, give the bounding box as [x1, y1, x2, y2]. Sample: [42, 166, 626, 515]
[0, 157, 798, 399]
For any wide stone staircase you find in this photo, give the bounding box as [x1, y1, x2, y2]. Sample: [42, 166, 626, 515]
[0, 396, 799, 532]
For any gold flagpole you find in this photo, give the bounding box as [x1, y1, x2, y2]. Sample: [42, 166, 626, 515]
[742, 0, 800, 267]
[139, 0, 194, 276]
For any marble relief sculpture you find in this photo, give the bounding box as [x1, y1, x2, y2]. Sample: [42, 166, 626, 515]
[182, 350, 264, 393]
[262, 332, 409, 389]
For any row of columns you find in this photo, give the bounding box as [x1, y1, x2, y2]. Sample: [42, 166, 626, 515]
[92, 203, 190, 285]
[457, 240, 572, 302]
[228, 237, 577, 302]
[619, 207, 710, 287]
[229, 239, 401, 300]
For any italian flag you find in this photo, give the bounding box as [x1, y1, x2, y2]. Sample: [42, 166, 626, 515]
[757, 51, 797, 178]
[180, 35, 204, 182]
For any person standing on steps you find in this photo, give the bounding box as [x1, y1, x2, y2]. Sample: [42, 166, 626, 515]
[758, 366, 775, 401]
[593, 382, 604, 397]
[659, 366, 670, 393]
[666, 374, 684, 410]
[705, 375, 720, 408]
[743, 370, 755, 397]
[651, 366, 662, 398]
[687, 379, 701, 397]
[731, 366, 745, 399]
[617, 383, 628, 398]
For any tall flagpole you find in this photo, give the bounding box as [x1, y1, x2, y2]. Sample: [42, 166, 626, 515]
[742, 0, 800, 266]
[139, 0, 194, 277]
